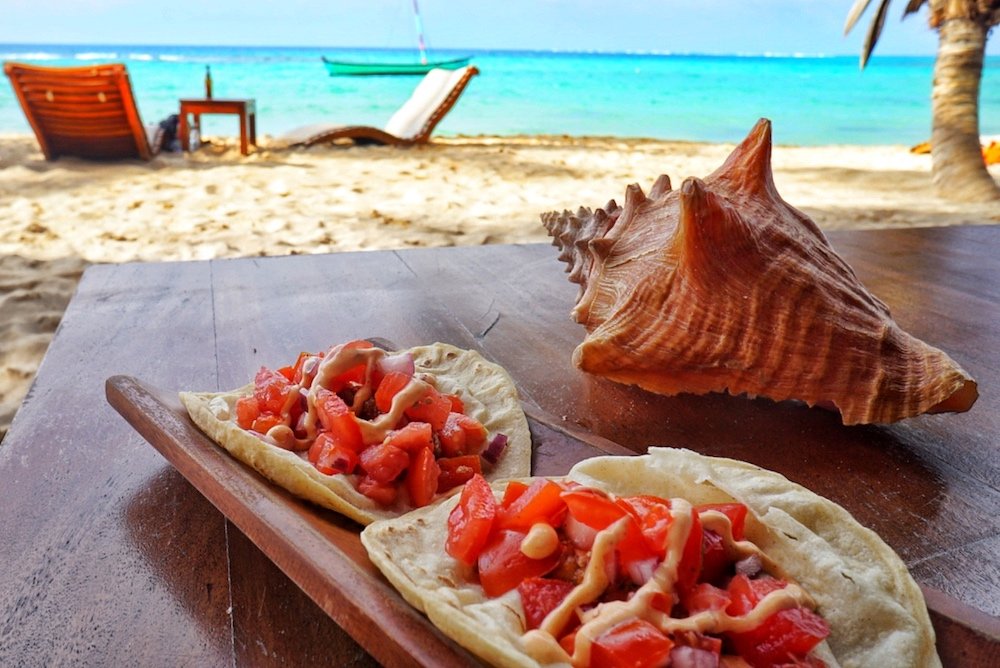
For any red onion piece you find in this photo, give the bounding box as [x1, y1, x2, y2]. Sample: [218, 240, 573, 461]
[482, 433, 508, 465]
[669, 646, 720, 668]
[735, 554, 763, 577]
[294, 410, 309, 438]
[563, 513, 597, 550]
[375, 352, 415, 378]
[626, 556, 659, 586]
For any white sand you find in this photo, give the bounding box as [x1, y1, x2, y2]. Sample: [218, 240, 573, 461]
[1, 132, 998, 439]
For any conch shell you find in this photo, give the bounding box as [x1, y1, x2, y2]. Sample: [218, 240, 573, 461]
[542, 118, 977, 425]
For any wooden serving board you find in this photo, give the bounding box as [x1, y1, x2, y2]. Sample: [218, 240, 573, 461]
[105, 375, 630, 667]
[106, 374, 999, 667]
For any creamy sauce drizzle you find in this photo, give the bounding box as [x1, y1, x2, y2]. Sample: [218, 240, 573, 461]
[521, 523, 560, 560]
[520, 496, 817, 666]
[256, 343, 432, 451]
[699, 510, 790, 585]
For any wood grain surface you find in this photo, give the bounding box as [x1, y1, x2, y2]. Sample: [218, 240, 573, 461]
[1, 225, 999, 666]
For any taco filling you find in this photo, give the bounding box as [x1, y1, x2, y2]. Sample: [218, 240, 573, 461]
[363, 449, 938, 667]
[230, 340, 507, 507]
[181, 340, 530, 524]
[446, 473, 830, 667]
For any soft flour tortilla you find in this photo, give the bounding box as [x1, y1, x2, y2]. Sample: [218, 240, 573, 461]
[180, 343, 531, 525]
[361, 447, 940, 668]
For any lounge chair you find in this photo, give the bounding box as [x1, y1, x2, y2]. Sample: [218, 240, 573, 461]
[4, 61, 154, 161]
[283, 65, 479, 147]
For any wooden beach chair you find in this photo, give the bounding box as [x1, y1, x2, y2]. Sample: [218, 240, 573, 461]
[4, 61, 154, 161]
[282, 65, 479, 147]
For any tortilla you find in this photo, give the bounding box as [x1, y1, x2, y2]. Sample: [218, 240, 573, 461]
[361, 447, 940, 667]
[181, 342, 531, 525]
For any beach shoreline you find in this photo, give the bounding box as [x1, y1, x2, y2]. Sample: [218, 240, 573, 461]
[2, 132, 998, 440]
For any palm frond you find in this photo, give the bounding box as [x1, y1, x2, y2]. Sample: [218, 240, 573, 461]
[844, 0, 874, 34]
[901, 0, 925, 18]
[860, 0, 892, 69]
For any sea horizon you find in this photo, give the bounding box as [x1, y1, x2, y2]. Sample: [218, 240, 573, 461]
[2, 42, 998, 146]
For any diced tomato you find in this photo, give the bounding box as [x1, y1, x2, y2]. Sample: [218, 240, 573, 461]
[517, 577, 576, 631]
[699, 529, 729, 585]
[500, 480, 529, 507]
[590, 619, 674, 668]
[437, 413, 468, 457]
[314, 388, 363, 451]
[621, 495, 673, 557]
[357, 475, 398, 506]
[675, 507, 703, 598]
[437, 455, 482, 493]
[253, 367, 294, 414]
[561, 489, 626, 528]
[697, 502, 749, 541]
[498, 479, 567, 531]
[234, 396, 260, 429]
[308, 432, 337, 464]
[308, 433, 324, 464]
[277, 365, 296, 382]
[358, 443, 409, 483]
[374, 371, 411, 414]
[725, 574, 830, 666]
[561, 489, 656, 572]
[478, 529, 561, 597]
[727, 573, 772, 615]
[385, 422, 434, 453]
[446, 474, 497, 565]
[250, 413, 282, 434]
[444, 393, 464, 413]
[308, 433, 359, 475]
[684, 582, 731, 614]
[405, 386, 452, 431]
[455, 413, 488, 454]
[406, 447, 440, 508]
[559, 630, 577, 656]
[327, 444, 359, 474]
[324, 340, 374, 391]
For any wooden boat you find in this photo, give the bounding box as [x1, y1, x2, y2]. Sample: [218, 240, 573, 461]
[321, 56, 470, 77]
[323, 0, 470, 77]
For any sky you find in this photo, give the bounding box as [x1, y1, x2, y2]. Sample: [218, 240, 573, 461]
[1, 0, 998, 57]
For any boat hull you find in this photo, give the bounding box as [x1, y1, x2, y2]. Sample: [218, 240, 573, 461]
[322, 56, 471, 76]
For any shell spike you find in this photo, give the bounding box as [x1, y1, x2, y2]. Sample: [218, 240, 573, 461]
[620, 183, 647, 221]
[649, 174, 672, 199]
[677, 178, 753, 262]
[709, 118, 776, 194]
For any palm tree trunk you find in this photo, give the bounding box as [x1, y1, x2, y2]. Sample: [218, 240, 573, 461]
[930, 17, 1000, 201]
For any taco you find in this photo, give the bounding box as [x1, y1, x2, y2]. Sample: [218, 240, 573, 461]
[361, 448, 939, 667]
[181, 340, 530, 525]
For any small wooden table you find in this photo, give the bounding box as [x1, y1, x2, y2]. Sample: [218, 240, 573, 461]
[179, 98, 256, 156]
[1, 226, 998, 665]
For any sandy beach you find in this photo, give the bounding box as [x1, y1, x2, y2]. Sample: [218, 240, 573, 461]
[1, 132, 998, 440]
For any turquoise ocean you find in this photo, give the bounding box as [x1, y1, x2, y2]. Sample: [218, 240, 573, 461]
[1, 44, 998, 146]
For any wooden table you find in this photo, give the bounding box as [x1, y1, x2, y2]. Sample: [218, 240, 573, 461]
[1, 225, 998, 666]
[179, 98, 257, 155]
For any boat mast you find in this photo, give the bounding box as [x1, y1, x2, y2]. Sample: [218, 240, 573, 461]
[411, 0, 428, 65]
